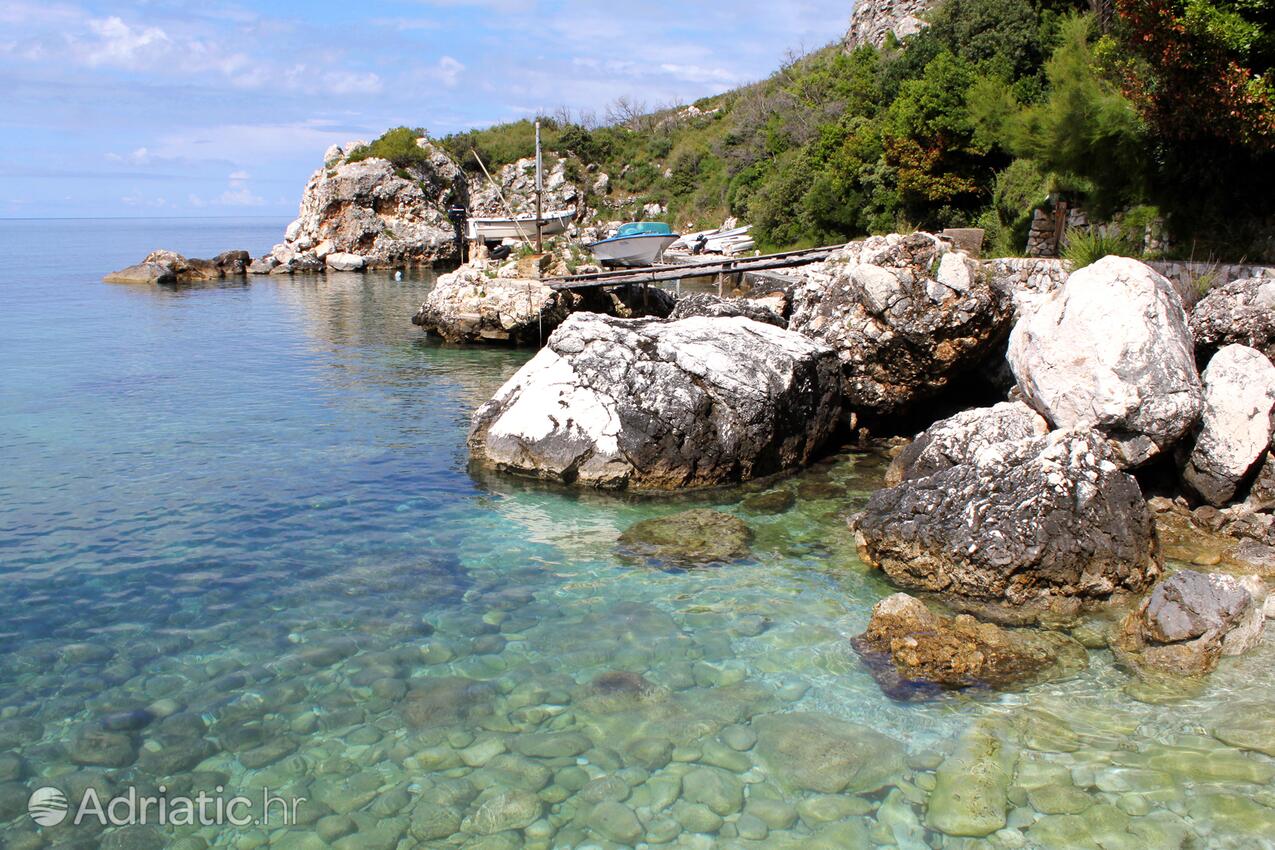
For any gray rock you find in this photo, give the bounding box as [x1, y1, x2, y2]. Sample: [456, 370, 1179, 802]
[680, 766, 744, 816]
[68, 728, 136, 767]
[668, 293, 786, 327]
[617, 509, 753, 568]
[886, 401, 1048, 485]
[1115, 570, 1266, 676]
[854, 430, 1161, 609]
[752, 711, 904, 794]
[1009, 256, 1202, 466]
[587, 800, 643, 843]
[510, 732, 589, 759]
[325, 252, 366, 272]
[461, 787, 542, 834]
[103, 261, 176, 285]
[248, 256, 280, 274]
[468, 314, 844, 490]
[1191, 277, 1275, 363]
[1182, 344, 1275, 506]
[787, 232, 1011, 414]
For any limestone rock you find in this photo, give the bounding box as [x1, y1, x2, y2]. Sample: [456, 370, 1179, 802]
[1009, 256, 1202, 466]
[787, 232, 1011, 415]
[846, 0, 935, 47]
[1182, 344, 1275, 506]
[1115, 570, 1265, 676]
[468, 314, 844, 490]
[886, 401, 1048, 485]
[667, 293, 786, 327]
[461, 787, 541, 834]
[103, 261, 176, 285]
[1191, 277, 1275, 363]
[927, 724, 1015, 837]
[266, 138, 466, 270]
[852, 593, 1088, 695]
[325, 252, 366, 272]
[104, 249, 251, 284]
[617, 509, 753, 568]
[467, 155, 579, 217]
[752, 711, 904, 794]
[854, 430, 1161, 610]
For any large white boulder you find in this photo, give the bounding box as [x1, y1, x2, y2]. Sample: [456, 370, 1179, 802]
[468, 314, 844, 490]
[1183, 344, 1275, 506]
[1009, 256, 1203, 466]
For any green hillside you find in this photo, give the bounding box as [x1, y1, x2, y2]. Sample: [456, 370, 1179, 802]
[437, 0, 1274, 260]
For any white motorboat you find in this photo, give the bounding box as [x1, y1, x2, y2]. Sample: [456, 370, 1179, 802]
[466, 208, 575, 243]
[589, 222, 681, 267]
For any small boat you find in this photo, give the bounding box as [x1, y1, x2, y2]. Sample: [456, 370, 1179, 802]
[589, 222, 681, 267]
[668, 224, 754, 256]
[466, 208, 576, 243]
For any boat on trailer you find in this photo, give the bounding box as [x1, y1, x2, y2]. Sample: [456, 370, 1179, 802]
[589, 222, 681, 267]
[466, 209, 575, 243]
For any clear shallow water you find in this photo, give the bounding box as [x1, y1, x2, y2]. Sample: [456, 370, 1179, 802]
[1, 218, 1274, 850]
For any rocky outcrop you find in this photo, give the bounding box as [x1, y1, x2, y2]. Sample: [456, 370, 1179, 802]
[263, 138, 466, 271]
[852, 593, 1088, 695]
[885, 401, 1048, 485]
[1009, 256, 1203, 467]
[845, 0, 933, 48]
[853, 429, 1161, 612]
[1114, 570, 1266, 676]
[787, 232, 1012, 415]
[1182, 344, 1275, 506]
[468, 314, 843, 490]
[667, 293, 786, 327]
[467, 156, 581, 217]
[1191, 277, 1275, 364]
[104, 250, 250, 284]
[412, 262, 674, 344]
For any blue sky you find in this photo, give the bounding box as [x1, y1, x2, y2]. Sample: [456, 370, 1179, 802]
[1, 0, 854, 218]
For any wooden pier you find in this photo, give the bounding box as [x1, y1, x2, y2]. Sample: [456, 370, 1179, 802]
[543, 245, 841, 291]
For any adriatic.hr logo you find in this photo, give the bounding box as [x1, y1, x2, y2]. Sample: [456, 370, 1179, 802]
[27, 787, 70, 826]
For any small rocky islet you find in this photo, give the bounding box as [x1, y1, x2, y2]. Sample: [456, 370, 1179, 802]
[76, 135, 1275, 849]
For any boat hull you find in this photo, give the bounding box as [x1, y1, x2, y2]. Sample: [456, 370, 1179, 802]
[589, 234, 680, 267]
[467, 210, 575, 242]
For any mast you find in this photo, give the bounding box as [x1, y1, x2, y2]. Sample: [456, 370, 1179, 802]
[535, 120, 544, 254]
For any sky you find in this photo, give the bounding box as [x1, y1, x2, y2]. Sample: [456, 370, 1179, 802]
[0, 0, 854, 218]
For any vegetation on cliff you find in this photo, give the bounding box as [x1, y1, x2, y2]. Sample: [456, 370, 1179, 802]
[436, 0, 1272, 260]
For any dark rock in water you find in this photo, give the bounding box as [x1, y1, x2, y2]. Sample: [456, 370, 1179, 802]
[0, 781, 28, 821]
[578, 671, 671, 715]
[100, 709, 155, 732]
[0, 752, 26, 782]
[103, 261, 176, 285]
[1191, 277, 1275, 364]
[885, 401, 1048, 486]
[400, 677, 495, 728]
[0, 718, 43, 751]
[68, 728, 137, 768]
[854, 430, 1160, 612]
[740, 489, 796, 515]
[468, 313, 844, 490]
[618, 509, 754, 568]
[852, 593, 1088, 697]
[103, 249, 252, 285]
[136, 733, 217, 775]
[795, 479, 840, 501]
[1114, 570, 1265, 677]
[752, 712, 905, 794]
[238, 736, 297, 769]
[668, 293, 786, 327]
[100, 825, 167, 850]
[787, 232, 1012, 415]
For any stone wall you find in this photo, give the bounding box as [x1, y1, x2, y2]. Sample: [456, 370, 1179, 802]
[845, 0, 934, 48]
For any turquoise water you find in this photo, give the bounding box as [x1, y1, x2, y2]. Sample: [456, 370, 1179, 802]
[2, 218, 1274, 849]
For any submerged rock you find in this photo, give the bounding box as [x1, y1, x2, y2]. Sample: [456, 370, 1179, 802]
[926, 724, 1015, 837]
[752, 711, 905, 794]
[854, 430, 1160, 612]
[468, 314, 844, 490]
[1182, 344, 1275, 506]
[852, 593, 1088, 695]
[104, 249, 250, 284]
[617, 509, 753, 568]
[1114, 569, 1265, 677]
[1191, 277, 1275, 364]
[1009, 256, 1202, 467]
[413, 267, 573, 344]
[400, 677, 495, 728]
[787, 232, 1011, 414]
[266, 138, 466, 269]
[667, 293, 786, 327]
[885, 401, 1048, 485]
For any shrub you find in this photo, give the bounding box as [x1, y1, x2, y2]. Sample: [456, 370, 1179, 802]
[1059, 226, 1135, 268]
[347, 127, 432, 170]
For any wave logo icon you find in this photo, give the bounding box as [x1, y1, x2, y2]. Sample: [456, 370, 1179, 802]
[28, 787, 69, 827]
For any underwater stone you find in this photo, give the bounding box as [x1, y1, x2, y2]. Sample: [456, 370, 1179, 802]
[674, 800, 724, 834]
[587, 800, 643, 843]
[512, 732, 589, 759]
[753, 711, 904, 794]
[400, 676, 495, 728]
[408, 801, 461, 841]
[462, 787, 543, 834]
[681, 766, 744, 816]
[625, 737, 674, 770]
[926, 724, 1016, 837]
[744, 797, 798, 830]
[68, 728, 137, 768]
[1210, 703, 1275, 756]
[617, 509, 754, 568]
[741, 489, 797, 515]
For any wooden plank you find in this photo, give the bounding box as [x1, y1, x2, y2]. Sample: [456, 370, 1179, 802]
[546, 244, 841, 290]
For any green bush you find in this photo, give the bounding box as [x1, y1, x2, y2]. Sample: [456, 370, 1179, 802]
[346, 127, 432, 170]
[1059, 226, 1135, 268]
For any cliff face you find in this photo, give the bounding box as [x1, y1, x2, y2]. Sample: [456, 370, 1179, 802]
[845, 0, 934, 48]
[268, 138, 467, 271]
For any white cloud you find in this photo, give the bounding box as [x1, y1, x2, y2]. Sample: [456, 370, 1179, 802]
[81, 16, 171, 69]
[216, 184, 264, 206]
[228, 169, 250, 181]
[106, 147, 153, 165]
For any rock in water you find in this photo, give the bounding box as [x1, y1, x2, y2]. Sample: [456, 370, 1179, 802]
[752, 712, 905, 794]
[104, 249, 251, 284]
[926, 724, 1015, 837]
[668, 293, 786, 327]
[853, 430, 1160, 610]
[268, 138, 466, 269]
[617, 509, 753, 568]
[1191, 277, 1275, 364]
[787, 232, 1011, 414]
[413, 266, 572, 344]
[885, 401, 1048, 485]
[103, 261, 176, 285]
[1114, 570, 1266, 676]
[468, 314, 843, 490]
[1009, 256, 1202, 466]
[1182, 344, 1275, 506]
[852, 593, 1088, 695]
